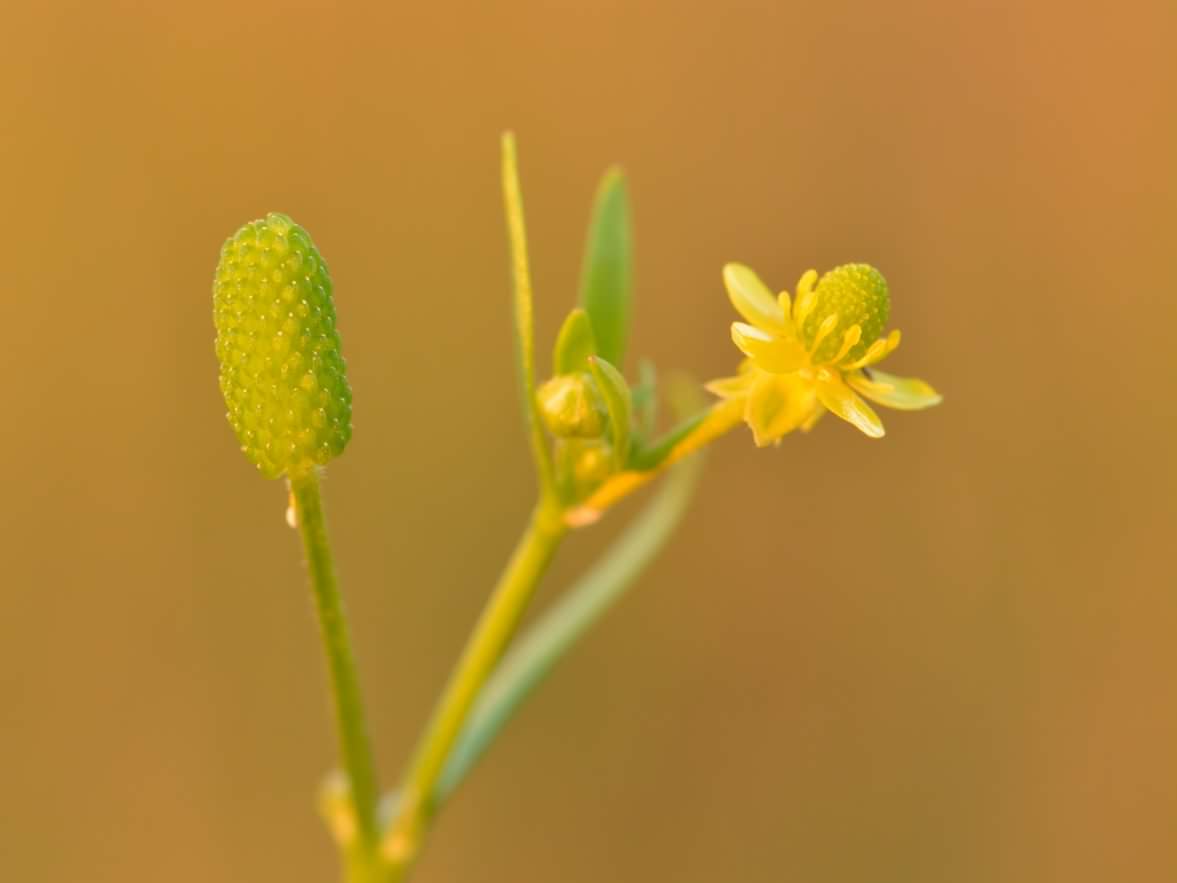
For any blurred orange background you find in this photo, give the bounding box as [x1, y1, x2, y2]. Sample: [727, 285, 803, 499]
[3, 1, 1176, 881]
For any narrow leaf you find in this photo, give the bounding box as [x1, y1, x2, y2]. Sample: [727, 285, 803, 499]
[435, 454, 705, 805]
[552, 308, 597, 375]
[628, 409, 708, 471]
[578, 167, 633, 367]
[588, 355, 632, 467]
[501, 132, 554, 494]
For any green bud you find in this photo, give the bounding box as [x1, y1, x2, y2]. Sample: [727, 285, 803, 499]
[537, 373, 607, 439]
[572, 440, 613, 488]
[801, 263, 889, 365]
[554, 438, 614, 503]
[213, 212, 352, 479]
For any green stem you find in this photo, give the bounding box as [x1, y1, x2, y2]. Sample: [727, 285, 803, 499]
[435, 454, 704, 804]
[382, 500, 568, 875]
[290, 471, 382, 858]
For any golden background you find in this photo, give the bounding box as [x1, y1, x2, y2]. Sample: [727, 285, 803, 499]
[3, 1, 1176, 880]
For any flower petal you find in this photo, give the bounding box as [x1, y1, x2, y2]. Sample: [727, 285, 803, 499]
[847, 368, 943, 411]
[744, 372, 817, 446]
[731, 322, 808, 373]
[723, 263, 787, 334]
[800, 406, 825, 432]
[777, 288, 792, 318]
[705, 373, 754, 399]
[793, 269, 819, 325]
[814, 371, 885, 438]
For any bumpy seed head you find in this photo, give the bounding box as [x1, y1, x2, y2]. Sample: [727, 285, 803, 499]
[537, 373, 607, 438]
[801, 264, 890, 365]
[213, 213, 352, 479]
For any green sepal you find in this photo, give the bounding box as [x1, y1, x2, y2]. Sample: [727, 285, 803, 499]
[553, 437, 613, 504]
[632, 358, 658, 442]
[552, 307, 598, 376]
[628, 409, 708, 472]
[578, 167, 633, 368]
[587, 356, 632, 468]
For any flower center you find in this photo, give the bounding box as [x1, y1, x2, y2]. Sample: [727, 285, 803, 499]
[800, 264, 890, 365]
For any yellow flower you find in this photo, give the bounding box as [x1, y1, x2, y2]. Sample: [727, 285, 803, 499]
[706, 263, 941, 445]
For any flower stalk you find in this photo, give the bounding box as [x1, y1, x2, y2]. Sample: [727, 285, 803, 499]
[289, 471, 382, 863]
[382, 501, 568, 875]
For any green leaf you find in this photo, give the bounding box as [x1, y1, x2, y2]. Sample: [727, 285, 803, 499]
[501, 132, 555, 496]
[552, 308, 597, 375]
[578, 167, 633, 368]
[628, 375, 710, 471]
[588, 356, 632, 467]
[433, 453, 705, 807]
[628, 410, 708, 471]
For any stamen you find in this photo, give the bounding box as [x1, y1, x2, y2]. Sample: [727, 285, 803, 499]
[777, 289, 792, 320]
[830, 324, 862, 365]
[793, 269, 819, 325]
[842, 329, 900, 370]
[861, 329, 902, 367]
[808, 313, 839, 356]
[841, 338, 887, 371]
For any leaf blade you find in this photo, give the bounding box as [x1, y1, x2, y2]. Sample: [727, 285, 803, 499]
[588, 355, 632, 468]
[578, 167, 633, 367]
[434, 453, 705, 805]
[501, 132, 555, 495]
[552, 308, 597, 375]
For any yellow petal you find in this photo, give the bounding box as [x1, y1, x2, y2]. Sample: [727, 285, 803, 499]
[743, 372, 816, 446]
[723, 263, 787, 334]
[814, 371, 885, 438]
[705, 373, 754, 399]
[800, 406, 825, 432]
[846, 368, 943, 411]
[793, 269, 819, 325]
[731, 322, 808, 373]
[777, 288, 792, 318]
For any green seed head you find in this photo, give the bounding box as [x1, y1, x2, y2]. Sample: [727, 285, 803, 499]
[213, 213, 352, 479]
[801, 263, 890, 365]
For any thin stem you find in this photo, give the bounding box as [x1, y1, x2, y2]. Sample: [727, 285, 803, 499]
[567, 396, 743, 525]
[435, 454, 705, 804]
[290, 471, 382, 855]
[382, 500, 568, 875]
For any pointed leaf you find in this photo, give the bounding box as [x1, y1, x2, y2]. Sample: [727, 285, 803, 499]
[434, 452, 705, 806]
[552, 308, 597, 375]
[578, 167, 633, 367]
[500, 132, 554, 493]
[628, 410, 707, 471]
[588, 355, 632, 467]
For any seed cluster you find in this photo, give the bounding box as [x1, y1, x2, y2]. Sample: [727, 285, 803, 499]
[803, 263, 890, 365]
[213, 213, 352, 478]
